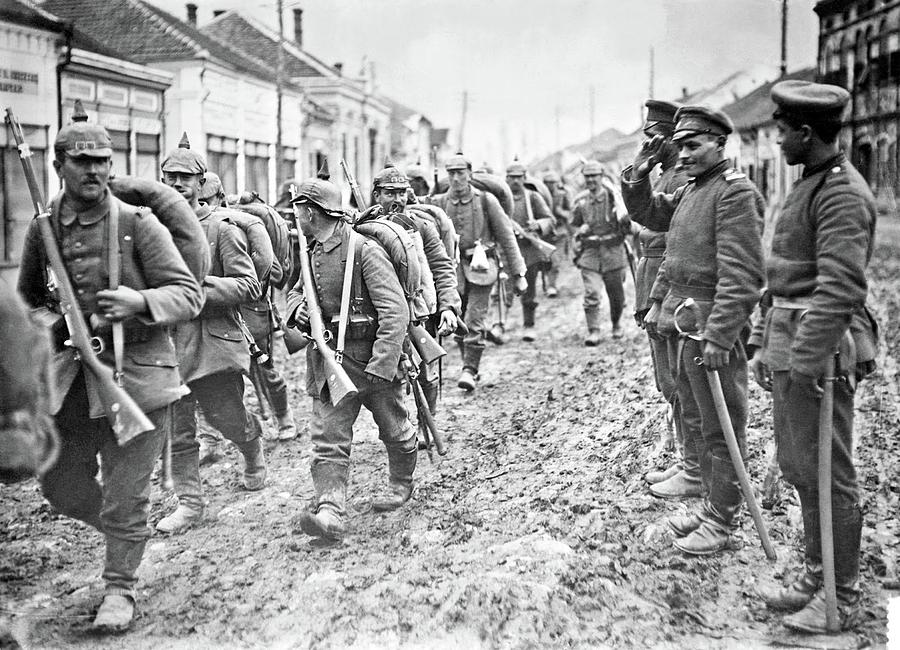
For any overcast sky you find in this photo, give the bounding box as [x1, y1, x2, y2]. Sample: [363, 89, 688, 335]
[149, 0, 820, 164]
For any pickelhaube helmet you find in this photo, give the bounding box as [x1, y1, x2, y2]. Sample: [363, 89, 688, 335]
[505, 156, 527, 177]
[444, 150, 472, 171]
[199, 171, 224, 203]
[54, 99, 113, 158]
[161, 132, 207, 175]
[291, 160, 343, 217]
[582, 160, 604, 176]
[373, 155, 410, 191]
[542, 170, 562, 184]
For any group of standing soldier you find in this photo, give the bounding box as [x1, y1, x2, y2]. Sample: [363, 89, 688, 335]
[5, 73, 878, 638]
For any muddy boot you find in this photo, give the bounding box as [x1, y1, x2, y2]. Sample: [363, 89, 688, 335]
[198, 440, 223, 467]
[522, 304, 537, 342]
[546, 286, 558, 298]
[486, 322, 506, 345]
[645, 462, 682, 485]
[760, 493, 822, 611]
[611, 322, 624, 339]
[457, 345, 483, 392]
[156, 450, 204, 534]
[783, 506, 862, 634]
[237, 437, 267, 491]
[275, 406, 299, 441]
[584, 329, 601, 347]
[298, 462, 348, 541]
[674, 455, 741, 555]
[92, 593, 134, 633]
[373, 438, 417, 512]
[648, 470, 703, 498]
[667, 512, 702, 537]
[584, 306, 601, 346]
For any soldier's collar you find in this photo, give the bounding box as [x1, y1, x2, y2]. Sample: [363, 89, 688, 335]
[802, 152, 845, 179]
[449, 188, 474, 205]
[321, 220, 345, 252]
[693, 159, 730, 184]
[195, 203, 212, 221]
[58, 191, 109, 227]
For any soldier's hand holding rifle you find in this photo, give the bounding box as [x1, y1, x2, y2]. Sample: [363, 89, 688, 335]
[632, 134, 667, 180]
[703, 340, 731, 371]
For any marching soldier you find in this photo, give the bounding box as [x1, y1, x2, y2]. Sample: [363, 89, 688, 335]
[754, 81, 877, 633]
[432, 152, 527, 391]
[286, 171, 415, 541]
[630, 100, 700, 498]
[541, 170, 573, 295]
[17, 113, 203, 630]
[366, 160, 461, 413]
[156, 135, 267, 534]
[622, 106, 765, 555]
[572, 161, 629, 345]
[505, 159, 554, 341]
[405, 161, 432, 199]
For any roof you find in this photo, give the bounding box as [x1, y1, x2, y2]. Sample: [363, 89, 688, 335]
[201, 12, 325, 79]
[814, 0, 853, 16]
[41, 0, 277, 81]
[722, 67, 817, 131]
[0, 0, 66, 33]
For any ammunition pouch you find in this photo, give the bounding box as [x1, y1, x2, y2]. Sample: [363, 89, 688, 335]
[328, 313, 377, 342]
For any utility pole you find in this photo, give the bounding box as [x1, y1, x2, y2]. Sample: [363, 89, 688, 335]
[276, 0, 285, 188]
[458, 90, 468, 151]
[780, 0, 788, 77]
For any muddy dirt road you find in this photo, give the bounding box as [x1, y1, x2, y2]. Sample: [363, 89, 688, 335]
[2, 223, 898, 650]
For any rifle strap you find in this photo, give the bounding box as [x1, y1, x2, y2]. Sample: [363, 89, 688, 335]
[336, 230, 361, 363]
[108, 196, 124, 384]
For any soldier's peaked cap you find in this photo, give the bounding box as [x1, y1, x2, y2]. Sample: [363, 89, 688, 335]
[770, 80, 849, 122]
[161, 132, 207, 175]
[373, 155, 409, 190]
[672, 105, 734, 141]
[582, 160, 604, 176]
[542, 170, 561, 184]
[506, 156, 527, 177]
[54, 99, 113, 158]
[444, 150, 472, 171]
[643, 99, 680, 133]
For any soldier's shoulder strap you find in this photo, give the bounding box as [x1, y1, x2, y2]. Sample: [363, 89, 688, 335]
[723, 168, 747, 182]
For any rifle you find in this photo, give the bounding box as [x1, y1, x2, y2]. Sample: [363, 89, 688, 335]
[5, 107, 154, 444]
[510, 220, 556, 264]
[339, 159, 447, 365]
[401, 352, 447, 457]
[289, 188, 358, 407]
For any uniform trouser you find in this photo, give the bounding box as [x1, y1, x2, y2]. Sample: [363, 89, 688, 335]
[310, 359, 415, 515]
[520, 264, 541, 325]
[41, 372, 169, 598]
[674, 337, 748, 526]
[581, 267, 626, 329]
[459, 280, 492, 350]
[172, 371, 264, 507]
[545, 241, 565, 289]
[772, 370, 861, 591]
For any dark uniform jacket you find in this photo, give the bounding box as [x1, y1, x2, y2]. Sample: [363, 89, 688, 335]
[18, 192, 203, 423]
[175, 205, 260, 384]
[433, 187, 526, 281]
[634, 164, 689, 314]
[549, 187, 573, 240]
[510, 188, 554, 268]
[285, 220, 410, 398]
[621, 159, 765, 350]
[571, 188, 627, 273]
[760, 153, 877, 378]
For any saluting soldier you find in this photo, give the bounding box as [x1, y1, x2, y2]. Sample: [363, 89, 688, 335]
[286, 171, 415, 541]
[541, 170, 573, 296]
[622, 106, 765, 555]
[630, 100, 700, 498]
[505, 159, 554, 341]
[753, 81, 878, 634]
[367, 160, 461, 413]
[17, 112, 203, 630]
[572, 160, 629, 345]
[155, 135, 267, 534]
[431, 152, 527, 391]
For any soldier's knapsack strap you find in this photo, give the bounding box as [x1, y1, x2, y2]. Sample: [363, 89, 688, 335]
[336, 230, 361, 364]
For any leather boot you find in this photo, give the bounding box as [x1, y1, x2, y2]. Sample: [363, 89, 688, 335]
[667, 512, 702, 537]
[156, 450, 204, 534]
[783, 506, 862, 634]
[648, 470, 703, 498]
[373, 437, 417, 512]
[198, 440, 223, 467]
[645, 462, 682, 485]
[674, 454, 741, 555]
[487, 322, 506, 345]
[237, 437, 267, 491]
[611, 322, 624, 339]
[92, 592, 134, 633]
[522, 304, 536, 342]
[275, 406, 298, 441]
[760, 491, 822, 611]
[584, 329, 601, 347]
[458, 345, 483, 392]
[298, 462, 348, 541]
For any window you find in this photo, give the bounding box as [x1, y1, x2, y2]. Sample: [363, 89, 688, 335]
[279, 146, 297, 186]
[1, 124, 48, 264]
[207, 135, 238, 195]
[109, 129, 130, 176]
[888, 32, 900, 82]
[244, 141, 270, 197]
[135, 133, 159, 180]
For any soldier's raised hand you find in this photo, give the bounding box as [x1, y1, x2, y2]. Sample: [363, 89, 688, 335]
[632, 135, 667, 180]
